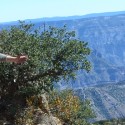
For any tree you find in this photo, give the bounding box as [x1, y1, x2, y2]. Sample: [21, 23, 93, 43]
[0, 22, 91, 120]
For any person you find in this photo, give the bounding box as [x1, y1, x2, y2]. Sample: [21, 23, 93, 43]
[0, 53, 28, 64]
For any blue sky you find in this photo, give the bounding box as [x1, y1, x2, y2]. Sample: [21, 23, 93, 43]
[1, 0, 125, 23]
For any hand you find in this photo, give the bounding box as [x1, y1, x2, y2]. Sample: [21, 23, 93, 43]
[15, 55, 28, 64]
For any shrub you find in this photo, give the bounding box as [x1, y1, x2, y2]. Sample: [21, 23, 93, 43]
[49, 89, 95, 125]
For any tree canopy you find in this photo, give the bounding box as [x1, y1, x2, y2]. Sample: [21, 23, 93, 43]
[0, 22, 91, 96]
[0, 22, 91, 121]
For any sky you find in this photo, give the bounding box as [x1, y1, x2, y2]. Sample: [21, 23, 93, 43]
[0, 0, 125, 23]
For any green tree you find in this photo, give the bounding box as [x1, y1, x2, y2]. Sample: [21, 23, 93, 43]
[0, 22, 91, 120]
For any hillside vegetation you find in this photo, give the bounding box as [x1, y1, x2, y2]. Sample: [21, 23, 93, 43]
[75, 81, 125, 121]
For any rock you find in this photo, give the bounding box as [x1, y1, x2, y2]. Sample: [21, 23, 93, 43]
[33, 109, 62, 125]
[32, 93, 62, 125]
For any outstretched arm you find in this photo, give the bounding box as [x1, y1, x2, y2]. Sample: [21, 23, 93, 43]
[0, 53, 28, 63]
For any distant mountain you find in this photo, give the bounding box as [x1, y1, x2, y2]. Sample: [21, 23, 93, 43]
[24, 11, 125, 23]
[1, 10, 125, 24]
